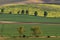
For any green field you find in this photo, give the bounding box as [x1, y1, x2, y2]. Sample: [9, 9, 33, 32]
[0, 4, 60, 17]
[0, 4, 60, 40]
[0, 14, 60, 23]
[0, 14, 60, 37]
[0, 24, 60, 37]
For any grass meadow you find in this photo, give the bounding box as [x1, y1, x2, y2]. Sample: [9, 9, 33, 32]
[0, 24, 60, 37]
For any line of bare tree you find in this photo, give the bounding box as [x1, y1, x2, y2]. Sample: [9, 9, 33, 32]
[0, 8, 48, 17]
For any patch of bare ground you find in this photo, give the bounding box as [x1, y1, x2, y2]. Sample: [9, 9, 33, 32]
[0, 36, 60, 40]
[0, 21, 60, 25]
[0, 37, 5, 40]
[0, 37, 10, 40]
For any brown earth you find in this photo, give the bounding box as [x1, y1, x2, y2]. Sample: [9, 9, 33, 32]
[0, 21, 60, 25]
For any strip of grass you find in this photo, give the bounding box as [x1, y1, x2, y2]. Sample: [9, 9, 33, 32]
[0, 24, 60, 37]
[0, 14, 60, 23]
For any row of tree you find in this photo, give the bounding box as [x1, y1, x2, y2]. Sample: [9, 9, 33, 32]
[0, 8, 48, 17]
[17, 26, 41, 37]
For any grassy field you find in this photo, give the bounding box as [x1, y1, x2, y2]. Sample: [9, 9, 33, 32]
[0, 24, 60, 37]
[0, 4, 60, 40]
[0, 14, 60, 23]
[0, 4, 60, 17]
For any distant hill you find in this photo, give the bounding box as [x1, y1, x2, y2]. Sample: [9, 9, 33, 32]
[0, 0, 60, 5]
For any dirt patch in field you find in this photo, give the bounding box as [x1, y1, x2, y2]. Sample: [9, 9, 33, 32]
[0, 36, 60, 40]
[0, 37, 6, 40]
[0, 21, 60, 25]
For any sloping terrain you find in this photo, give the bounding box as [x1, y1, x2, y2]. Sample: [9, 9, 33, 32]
[0, 4, 60, 17]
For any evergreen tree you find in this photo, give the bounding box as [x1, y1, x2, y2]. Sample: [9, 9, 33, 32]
[44, 11, 48, 17]
[26, 10, 29, 15]
[21, 10, 24, 15]
[17, 10, 20, 14]
[1, 8, 4, 13]
[9, 11, 12, 14]
[34, 11, 38, 16]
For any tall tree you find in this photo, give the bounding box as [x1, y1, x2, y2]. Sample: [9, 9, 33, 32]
[21, 10, 24, 15]
[34, 11, 38, 16]
[17, 10, 20, 14]
[9, 11, 12, 14]
[1, 8, 4, 13]
[26, 10, 29, 15]
[44, 11, 48, 17]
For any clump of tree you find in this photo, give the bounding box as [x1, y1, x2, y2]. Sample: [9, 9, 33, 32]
[17, 26, 25, 37]
[21, 10, 24, 15]
[34, 11, 38, 16]
[44, 11, 48, 17]
[31, 26, 41, 37]
[26, 10, 29, 15]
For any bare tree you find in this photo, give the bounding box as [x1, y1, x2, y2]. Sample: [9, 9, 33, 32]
[31, 26, 41, 37]
[17, 26, 25, 37]
[34, 11, 38, 16]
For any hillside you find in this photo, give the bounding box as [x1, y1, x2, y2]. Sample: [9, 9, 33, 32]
[0, 4, 60, 17]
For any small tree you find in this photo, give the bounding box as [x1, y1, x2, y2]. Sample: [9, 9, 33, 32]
[17, 26, 25, 37]
[31, 26, 41, 37]
[26, 10, 29, 15]
[1, 8, 4, 13]
[9, 11, 12, 14]
[44, 11, 48, 17]
[17, 10, 20, 14]
[34, 11, 38, 16]
[21, 10, 24, 15]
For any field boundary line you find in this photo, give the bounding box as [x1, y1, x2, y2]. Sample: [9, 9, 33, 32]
[0, 21, 60, 25]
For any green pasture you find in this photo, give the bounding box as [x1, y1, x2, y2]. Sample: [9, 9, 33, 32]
[0, 24, 60, 37]
[0, 4, 60, 17]
[0, 14, 60, 23]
